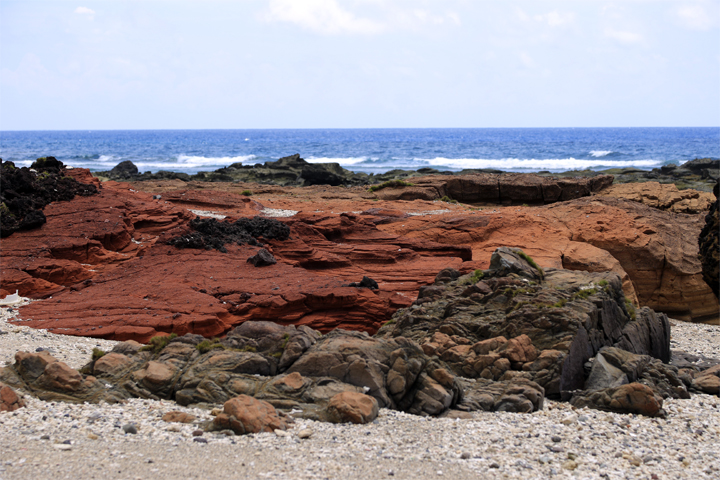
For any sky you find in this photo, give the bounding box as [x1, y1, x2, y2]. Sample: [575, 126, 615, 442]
[1, 0, 718, 130]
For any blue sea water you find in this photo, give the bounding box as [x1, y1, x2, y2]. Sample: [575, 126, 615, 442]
[1, 128, 718, 175]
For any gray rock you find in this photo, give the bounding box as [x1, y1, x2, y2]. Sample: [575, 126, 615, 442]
[247, 248, 277, 267]
[122, 423, 137, 434]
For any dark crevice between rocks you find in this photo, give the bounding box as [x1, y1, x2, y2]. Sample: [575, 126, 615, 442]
[167, 216, 290, 253]
[1, 158, 99, 238]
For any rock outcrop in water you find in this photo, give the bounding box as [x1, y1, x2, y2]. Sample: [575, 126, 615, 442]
[96, 156, 720, 193]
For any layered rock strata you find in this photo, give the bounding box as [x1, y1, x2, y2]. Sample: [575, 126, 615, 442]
[2, 165, 716, 341]
[376, 248, 672, 400]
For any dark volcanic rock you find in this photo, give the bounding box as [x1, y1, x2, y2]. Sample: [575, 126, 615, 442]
[698, 180, 719, 297]
[247, 248, 277, 267]
[1, 158, 98, 238]
[347, 276, 379, 289]
[376, 247, 671, 402]
[606, 158, 719, 192]
[109, 160, 140, 180]
[167, 216, 290, 253]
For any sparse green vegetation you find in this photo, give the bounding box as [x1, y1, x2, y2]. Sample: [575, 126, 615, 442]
[368, 180, 414, 193]
[240, 190, 253, 196]
[280, 333, 290, 350]
[439, 196, 458, 204]
[383, 318, 397, 327]
[625, 299, 637, 321]
[196, 339, 226, 354]
[140, 333, 178, 354]
[517, 251, 544, 278]
[91, 348, 106, 361]
[597, 280, 609, 287]
[552, 298, 568, 308]
[469, 269, 485, 284]
[573, 288, 597, 301]
[270, 351, 282, 358]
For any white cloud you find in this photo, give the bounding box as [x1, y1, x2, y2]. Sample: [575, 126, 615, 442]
[534, 11, 574, 28]
[74, 7, 95, 16]
[604, 28, 643, 44]
[266, 0, 384, 35]
[397, 9, 460, 27]
[676, 5, 714, 31]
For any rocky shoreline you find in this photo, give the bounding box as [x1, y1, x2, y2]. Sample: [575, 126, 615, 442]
[95, 154, 720, 192]
[1, 156, 719, 479]
[1, 300, 718, 480]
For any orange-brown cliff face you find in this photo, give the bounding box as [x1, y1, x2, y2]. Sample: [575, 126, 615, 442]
[1, 170, 716, 343]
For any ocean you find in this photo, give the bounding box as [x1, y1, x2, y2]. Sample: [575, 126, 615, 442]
[1, 127, 718, 175]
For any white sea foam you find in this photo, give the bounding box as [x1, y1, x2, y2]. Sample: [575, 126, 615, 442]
[304, 156, 373, 166]
[424, 157, 662, 171]
[175, 154, 256, 167]
[589, 150, 614, 157]
[97, 154, 117, 163]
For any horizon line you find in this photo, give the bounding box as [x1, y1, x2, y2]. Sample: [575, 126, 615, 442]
[2, 126, 720, 133]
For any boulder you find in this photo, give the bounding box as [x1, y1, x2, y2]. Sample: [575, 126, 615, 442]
[247, 248, 277, 267]
[0, 351, 129, 404]
[326, 391, 379, 424]
[211, 395, 288, 434]
[691, 364, 720, 395]
[570, 383, 665, 417]
[0, 382, 26, 412]
[583, 347, 688, 400]
[109, 160, 140, 180]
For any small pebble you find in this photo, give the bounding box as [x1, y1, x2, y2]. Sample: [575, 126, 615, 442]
[122, 424, 137, 434]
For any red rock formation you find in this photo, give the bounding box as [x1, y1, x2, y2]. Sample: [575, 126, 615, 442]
[2, 170, 716, 343]
[2, 171, 472, 341]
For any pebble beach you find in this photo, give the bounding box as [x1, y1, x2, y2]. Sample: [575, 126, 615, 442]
[1, 300, 719, 480]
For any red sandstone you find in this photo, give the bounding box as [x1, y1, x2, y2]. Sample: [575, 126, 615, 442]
[1, 170, 716, 343]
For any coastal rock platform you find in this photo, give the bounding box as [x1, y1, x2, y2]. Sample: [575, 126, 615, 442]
[1, 166, 717, 344]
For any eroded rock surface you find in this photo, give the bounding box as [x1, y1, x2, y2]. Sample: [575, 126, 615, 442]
[376, 248, 671, 400]
[370, 173, 613, 204]
[2, 167, 716, 342]
[0, 324, 466, 418]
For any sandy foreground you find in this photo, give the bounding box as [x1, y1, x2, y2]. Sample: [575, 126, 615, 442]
[0, 300, 718, 480]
